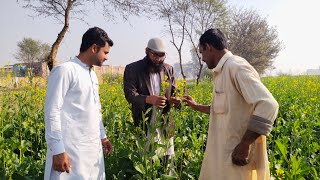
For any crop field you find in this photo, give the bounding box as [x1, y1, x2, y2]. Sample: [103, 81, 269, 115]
[0, 75, 319, 179]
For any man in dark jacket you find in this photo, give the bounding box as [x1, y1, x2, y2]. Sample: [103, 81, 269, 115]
[123, 38, 180, 173]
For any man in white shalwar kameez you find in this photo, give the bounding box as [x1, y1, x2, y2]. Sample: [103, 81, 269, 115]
[44, 27, 113, 180]
[183, 29, 279, 180]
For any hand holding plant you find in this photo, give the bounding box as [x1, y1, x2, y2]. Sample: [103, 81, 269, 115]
[146, 95, 167, 109]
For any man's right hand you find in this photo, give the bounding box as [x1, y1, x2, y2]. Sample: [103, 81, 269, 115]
[182, 95, 198, 109]
[183, 95, 211, 114]
[53, 152, 71, 173]
[146, 95, 167, 109]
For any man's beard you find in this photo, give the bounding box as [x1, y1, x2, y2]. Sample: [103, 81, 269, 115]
[146, 56, 163, 73]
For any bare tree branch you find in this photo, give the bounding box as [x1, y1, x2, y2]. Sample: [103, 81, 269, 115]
[17, 0, 148, 70]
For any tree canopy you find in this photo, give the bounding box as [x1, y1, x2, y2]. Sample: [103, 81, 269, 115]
[226, 8, 283, 74]
[18, 0, 148, 70]
[149, 0, 229, 82]
[18, 0, 283, 76]
[15, 37, 50, 65]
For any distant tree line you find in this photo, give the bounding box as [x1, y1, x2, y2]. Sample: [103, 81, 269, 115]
[17, 0, 282, 82]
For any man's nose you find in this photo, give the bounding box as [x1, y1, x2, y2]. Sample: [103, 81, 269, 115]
[154, 59, 164, 64]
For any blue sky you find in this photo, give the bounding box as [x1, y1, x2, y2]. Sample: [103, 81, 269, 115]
[1, 0, 320, 75]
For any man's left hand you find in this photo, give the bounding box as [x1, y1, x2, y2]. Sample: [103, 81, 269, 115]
[169, 97, 181, 108]
[231, 142, 251, 166]
[101, 138, 112, 155]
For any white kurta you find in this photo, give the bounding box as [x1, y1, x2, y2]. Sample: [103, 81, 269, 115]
[44, 57, 107, 180]
[199, 52, 278, 180]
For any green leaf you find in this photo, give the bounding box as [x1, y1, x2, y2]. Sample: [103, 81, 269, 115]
[161, 174, 177, 180]
[275, 139, 288, 162]
[134, 163, 145, 175]
[310, 167, 318, 179]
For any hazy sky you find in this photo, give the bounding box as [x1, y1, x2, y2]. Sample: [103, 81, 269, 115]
[1, 0, 320, 75]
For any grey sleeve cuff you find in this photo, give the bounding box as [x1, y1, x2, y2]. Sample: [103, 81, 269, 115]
[248, 115, 273, 136]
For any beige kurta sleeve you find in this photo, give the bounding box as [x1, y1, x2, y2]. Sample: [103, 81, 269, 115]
[234, 64, 279, 136]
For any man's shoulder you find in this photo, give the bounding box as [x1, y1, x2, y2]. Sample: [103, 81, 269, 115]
[57, 58, 79, 67]
[226, 55, 251, 69]
[51, 60, 78, 75]
[128, 58, 145, 66]
[225, 55, 259, 76]
[125, 58, 146, 69]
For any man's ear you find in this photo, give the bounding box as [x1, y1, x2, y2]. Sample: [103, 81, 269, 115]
[91, 44, 98, 53]
[207, 44, 218, 54]
[206, 43, 212, 52]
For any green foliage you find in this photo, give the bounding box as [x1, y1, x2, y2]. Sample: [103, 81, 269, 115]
[15, 37, 50, 64]
[0, 83, 46, 179]
[264, 76, 320, 179]
[227, 8, 283, 74]
[0, 75, 319, 179]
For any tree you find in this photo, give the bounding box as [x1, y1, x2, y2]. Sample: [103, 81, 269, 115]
[226, 8, 283, 74]
[190, 47, 208, 79]
[15, 37, 51, 65]
[18, 0, 148, 70]
[14, 37, 50, 80]
[150, 0, 188, 79]
[38, 43, 51, 63]
[184, 0, 228, 84]
[150, 0, 229, 83]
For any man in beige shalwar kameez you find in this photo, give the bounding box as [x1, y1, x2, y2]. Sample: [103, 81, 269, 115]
[183, 29, 279, 180]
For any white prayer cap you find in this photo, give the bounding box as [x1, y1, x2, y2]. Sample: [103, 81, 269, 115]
[147, 37, 166, 53]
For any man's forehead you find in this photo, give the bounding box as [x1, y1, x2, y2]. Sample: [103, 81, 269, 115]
[150, 49, 165, 55]
[101, 43, 110, 50]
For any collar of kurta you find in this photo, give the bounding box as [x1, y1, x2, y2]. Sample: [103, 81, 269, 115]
[213, 51, 233, 73]
[74, 56, 92, 70]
